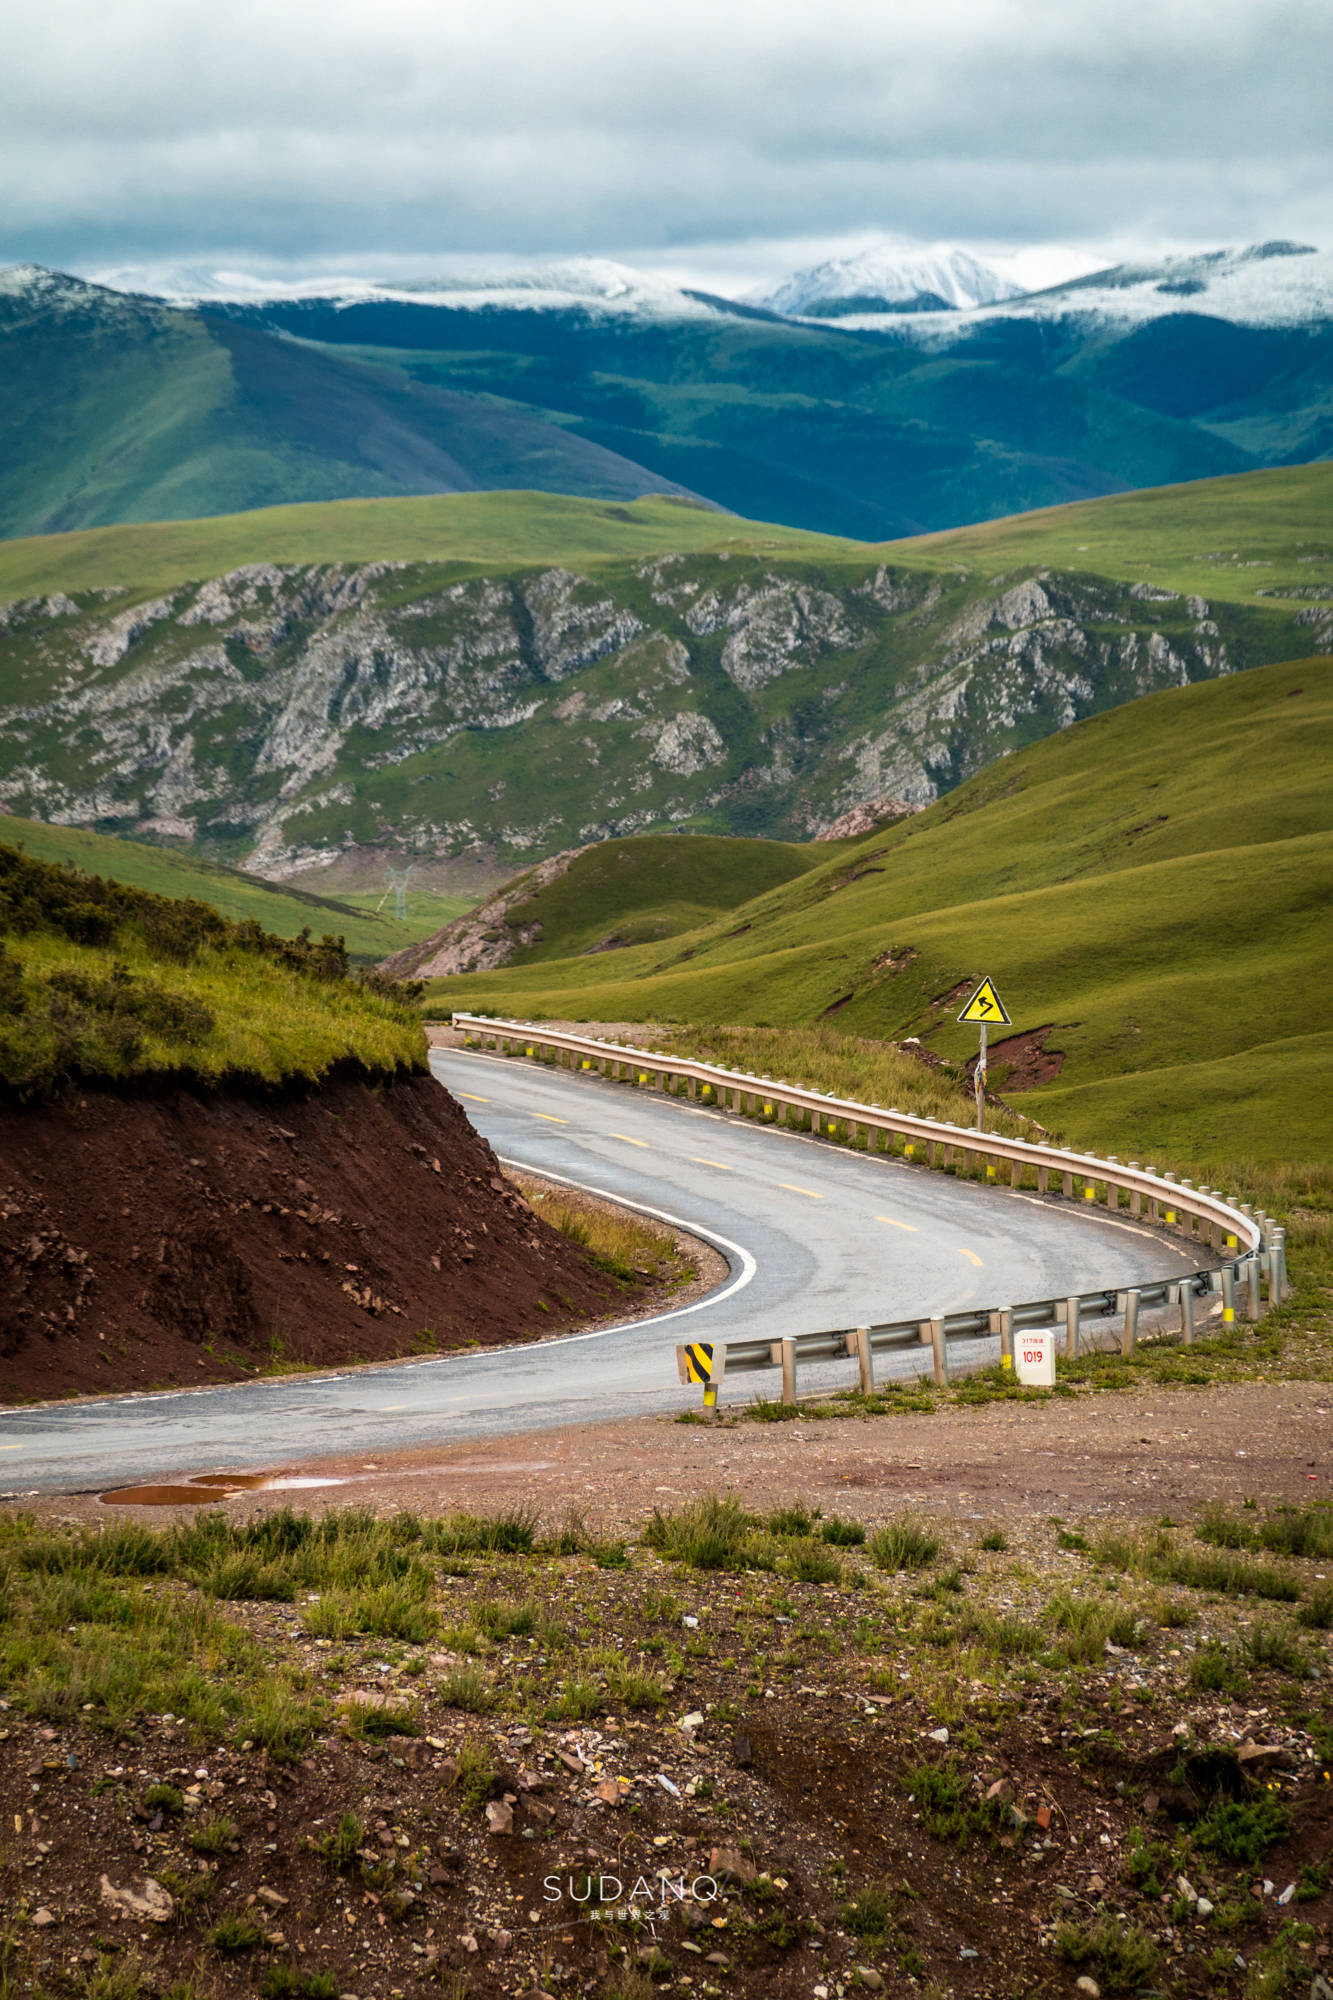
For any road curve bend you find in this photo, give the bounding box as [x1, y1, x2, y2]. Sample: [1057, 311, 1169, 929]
[0, 1050, 1201, 1495]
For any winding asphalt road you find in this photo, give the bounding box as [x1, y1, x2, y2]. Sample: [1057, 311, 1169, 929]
[0, 1050, 1203, 1496]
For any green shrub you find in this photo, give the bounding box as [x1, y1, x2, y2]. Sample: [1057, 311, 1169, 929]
[1194, 1795, 1292, 1867]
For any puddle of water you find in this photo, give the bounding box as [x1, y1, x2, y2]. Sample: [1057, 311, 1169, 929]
[101, 1483, 234, 1507]
[100, 1471, 346, 1507]
[98, 1459, 554, 1506]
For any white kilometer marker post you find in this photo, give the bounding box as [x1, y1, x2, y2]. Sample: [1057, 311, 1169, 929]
[956, 977, 1012, 1132]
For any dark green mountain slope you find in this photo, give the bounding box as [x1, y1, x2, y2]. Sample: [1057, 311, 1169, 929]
[0, 270, 700, 538]
[235, 294, 1260, 538]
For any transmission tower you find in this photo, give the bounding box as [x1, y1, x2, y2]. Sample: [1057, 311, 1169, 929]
[378, 863, 414, 921]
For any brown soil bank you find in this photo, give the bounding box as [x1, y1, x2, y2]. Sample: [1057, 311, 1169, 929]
[0, 1072, 623, 1403]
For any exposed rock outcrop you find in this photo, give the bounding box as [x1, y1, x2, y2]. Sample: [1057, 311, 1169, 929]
[0, 549, 1301, 879]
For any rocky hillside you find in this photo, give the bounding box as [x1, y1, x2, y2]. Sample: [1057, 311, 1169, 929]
[0, 544, 1316, 881]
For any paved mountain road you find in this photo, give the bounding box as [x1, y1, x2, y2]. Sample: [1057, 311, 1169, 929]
[0, 1051, 1201, 1495]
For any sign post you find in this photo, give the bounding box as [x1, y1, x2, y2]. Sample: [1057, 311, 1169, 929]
[956, 978, 1011, 1133]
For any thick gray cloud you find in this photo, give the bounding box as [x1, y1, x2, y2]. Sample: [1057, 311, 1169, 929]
[4, 0, 1329, 275]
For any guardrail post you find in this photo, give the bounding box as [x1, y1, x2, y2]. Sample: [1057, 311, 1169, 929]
[928, 1317, 948, 1387]
[1120, 1288, 1141, 1356]
[1127, 1164, 1142, 1215]
[1178, 1278, 1196, 1344]
[1064, 1296, 1080, 1360]
[1037, 1165, 1048, 1193]
[851, 1326, 874, 1394]
[998, 1307, 1014, 1370]
[1220, 1265, 1237, 1327]
[1062, 1169, 1074, 1198]
[1272, 1229, 1289, 1301]
[779, 1339, 797, 1406]
[1245, 1257, 1263, 1321]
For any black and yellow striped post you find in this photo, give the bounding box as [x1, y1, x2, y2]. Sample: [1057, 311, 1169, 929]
[676, 1340, 718, 1414]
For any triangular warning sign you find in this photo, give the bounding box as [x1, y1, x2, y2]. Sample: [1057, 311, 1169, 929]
[958, 977, 1012, 1027]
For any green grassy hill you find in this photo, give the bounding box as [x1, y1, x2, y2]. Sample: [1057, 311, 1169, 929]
[423, 656, 1333, 1165]
[0, 813, 465, 963]
[0, 844, 424, 1098]
[0, 489, 841, 601]
[393, 831, 829, 978]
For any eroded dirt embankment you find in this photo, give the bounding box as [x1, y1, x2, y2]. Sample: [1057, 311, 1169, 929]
[0, 1072, 622, 1402]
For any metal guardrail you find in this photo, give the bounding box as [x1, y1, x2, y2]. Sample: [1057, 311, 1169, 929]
[450, 1012, 1288, 1406]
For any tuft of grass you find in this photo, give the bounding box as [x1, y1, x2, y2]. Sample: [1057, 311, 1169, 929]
[454, 1740, 498, 1812]
[785, 1541, 843, 1585]
[768, 1505, 815, 1536]
[261, 1966, 340, 2000]
[643, 1495, 755, 1571]
[869, 1519, 940, 1573]
[1053, 1914, 1160, 1993]
[840, 1879, 895, 1939]
[142, 1781, 184, 1815]
[977, 1528, 1007, 1552]
[315, 1811, 365, 1874]
[188, 1815, 238, 1856]
[209, 1913, 267, 1953]
[436, 1665, 494, 1713]
[819, 1516, 866, 1547]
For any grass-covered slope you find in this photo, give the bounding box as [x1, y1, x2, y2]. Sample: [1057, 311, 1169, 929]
[0, 845, 425, 1098]
[0, 489, 844, 602]
[424, 656, 1333, 1164]
[393, 831, 828, 979]
[0, 812, 436, 961]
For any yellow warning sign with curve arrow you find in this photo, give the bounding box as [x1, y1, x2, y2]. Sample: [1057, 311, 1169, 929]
[957, 977, 1012, 1027]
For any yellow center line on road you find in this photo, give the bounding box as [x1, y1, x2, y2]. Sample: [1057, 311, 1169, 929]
[877, 1214, 918, 1233]
[532, 1112, 569, 1124]
[0, 1444, 24, 1451]
[377, 1405, 409, 1412]
[957, 1248, 985, 1268]
[611, 1133, 649, 1147]
[779, 1182, 823, 1199]
[691, 1157, 733, 1171]
[456, 1092, 491, 1104]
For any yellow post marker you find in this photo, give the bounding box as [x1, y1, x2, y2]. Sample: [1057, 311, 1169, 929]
[1084, 1184, 1096, 1202]
[677, 1341, 718, 1416]
[957, 977, 1012, 1134]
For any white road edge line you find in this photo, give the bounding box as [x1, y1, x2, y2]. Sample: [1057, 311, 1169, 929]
[492, 1155, 757, 1345]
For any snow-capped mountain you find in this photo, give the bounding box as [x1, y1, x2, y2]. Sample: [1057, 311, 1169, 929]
[986, 241, 1333, 328]
[84, 256, 731, 323]
[759, 244, 1027, 319]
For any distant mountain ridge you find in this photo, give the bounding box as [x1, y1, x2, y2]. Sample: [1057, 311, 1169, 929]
[3, 233, 1333, 546]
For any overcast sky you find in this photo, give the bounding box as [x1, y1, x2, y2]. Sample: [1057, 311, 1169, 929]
[4, 0, 1329, 291]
